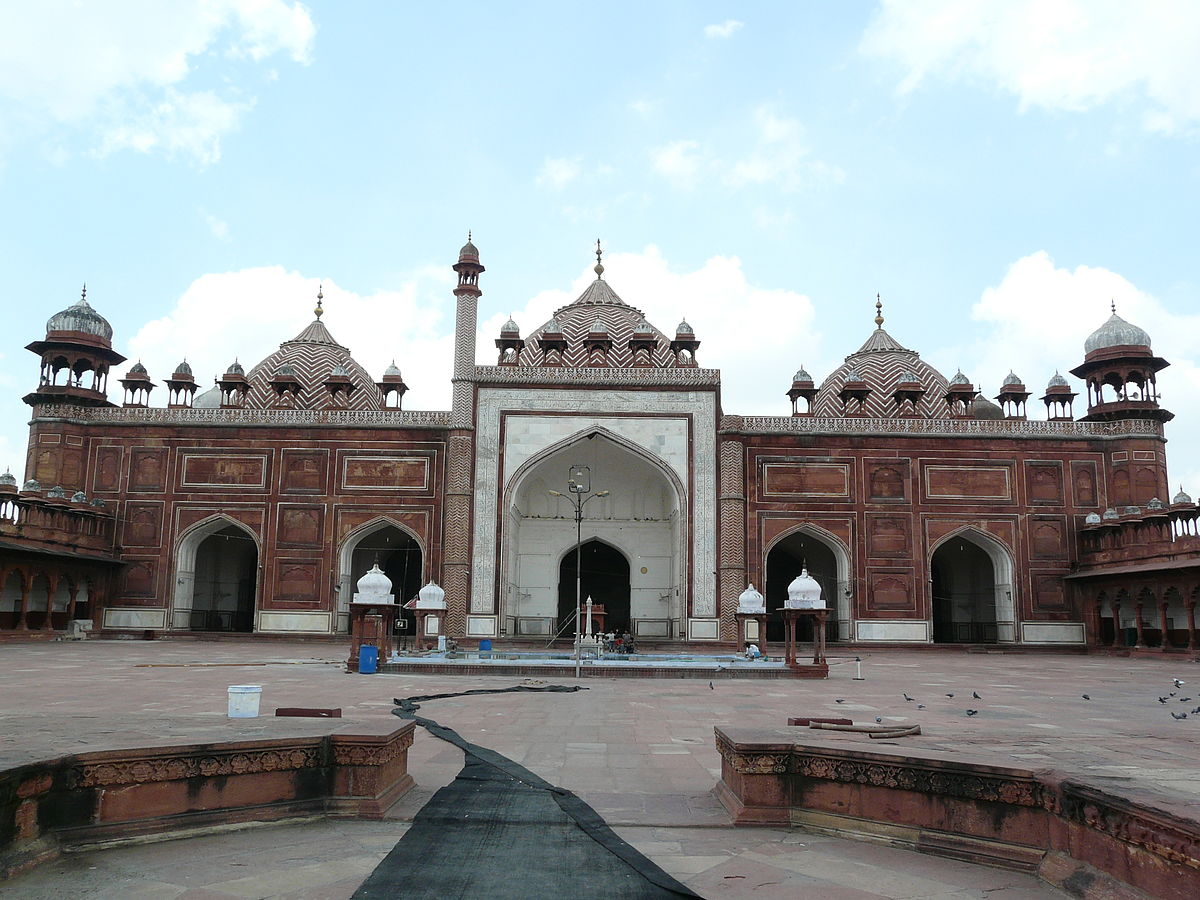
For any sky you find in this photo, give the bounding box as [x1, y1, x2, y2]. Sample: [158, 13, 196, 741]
[1, 1, 1198, 494]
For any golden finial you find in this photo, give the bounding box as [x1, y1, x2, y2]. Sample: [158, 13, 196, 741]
[594, 238, 604, 279]
[874, 293, 884, 328]
[314, 284, 324, 319]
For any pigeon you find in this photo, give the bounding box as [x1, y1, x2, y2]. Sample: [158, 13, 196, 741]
[972, 691, 982, 700]
[1170, 691, 1177, 697]
[903, 692, 915, 701]
[1191, 706, 1200, 715]
[1174, 678, 1185, 688]
[945, 693, 955, 698]
[874, 716, 882, 723]
[966, 709, 979, 716]
[1159, 697, 1169, 704]
[1179, 697, 1192, 702]
[709, 681, 714, 690]
[835, 698, 845, 703]
[917, 704, 926, 709]
[1171, 712, 1188, 720]
[1082, 694, 1091, 700]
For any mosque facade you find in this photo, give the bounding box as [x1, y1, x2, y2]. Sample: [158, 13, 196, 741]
[2, 239, 1197, 651]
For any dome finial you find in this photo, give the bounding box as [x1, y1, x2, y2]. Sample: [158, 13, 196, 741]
[467, 229, 472, 242]
[594, 238, 604, 279]
[314, 284, 324, 319]
[874, 293, 884, 329]
[81, 283, 87, 304]
[1111, 298, 1116, 314]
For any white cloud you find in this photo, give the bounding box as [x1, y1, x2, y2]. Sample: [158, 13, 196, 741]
[536, 157, 582, 189]
[473, 246, 821, 416]
[704, 20, 744, 39]
[0, 1, 315, 163]
[125, 265, 457, 412]
[861, 0, 1200, 133]
[651, 140, 704, 188]
[930, 250, 1200, 492]
[202, 210, 231, 241]
[628, 99, 656, 119]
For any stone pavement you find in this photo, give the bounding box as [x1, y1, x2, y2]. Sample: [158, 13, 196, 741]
[2, 639, 1196, 898]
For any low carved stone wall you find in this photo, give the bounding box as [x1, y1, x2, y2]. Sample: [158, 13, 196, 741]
[0, 723, 415, 879]
[714, 727, 1199, 900]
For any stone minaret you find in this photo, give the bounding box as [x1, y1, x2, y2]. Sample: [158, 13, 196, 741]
[442, 235, 484, 636]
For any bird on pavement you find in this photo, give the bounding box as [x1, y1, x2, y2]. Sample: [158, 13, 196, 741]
[917, 704, 926, 709]
[1174, 678, 1185, 688]
[835, 698, 845, 703]
[903, 693, 915, 701]
[972, 691, 982, 700]
[966, 709, 978, 716]
[945, 693, 955, 698]
[1082, 694, 1091, 700]
[1171, 712, 1188, 720]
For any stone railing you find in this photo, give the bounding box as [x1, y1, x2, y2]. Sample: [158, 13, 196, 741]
[725, 415, 1165, 439]
[0, 494, 116, 558]
[473, 364, 721, 387]
[32, 405, 452, 429]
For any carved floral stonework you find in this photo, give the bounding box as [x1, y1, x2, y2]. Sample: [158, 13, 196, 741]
[41, 405, 451, 428]
[1061, 791, 1200, 870]
[726, 415, 1164, 440]
[331, 730, 414, 767]
[71, 746, 322, 788]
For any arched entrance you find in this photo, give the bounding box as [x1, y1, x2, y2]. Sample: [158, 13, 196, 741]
[335, 519, 424, 636]
[502, 430, 684, 640]
[930, 529, 1015, 643]
[173, 517, 259, 632]
[558, 539, 630, 635]
[765, 530, 841, 643]
[348, 525, 422, 641]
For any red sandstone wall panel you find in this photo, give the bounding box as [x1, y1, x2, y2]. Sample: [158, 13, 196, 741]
[274, 558, 322, 602]
[122, 501, 164, 548]
[1025, 461, 1064, 505]
[866, 569, 916, 612]
[1031, 571, 1069, 612]
[1030, 517, 1067, 560]
[118, 557, 158, 598]
[866, 514, 910, 558]
[761, 461, 850, 499]
[180, 453, 270, 490]
[175, 506, 266, 540]
[1070, 461, 1099, 508]
[280, 449, 328, 494]
[93, 446, 123, 493]
[277, 504, 324, 548]
[129, 448, 168, 492]
[337, 451, 433, 493]
[924, 463, 1013, 501]
[866, 459, 909, 501]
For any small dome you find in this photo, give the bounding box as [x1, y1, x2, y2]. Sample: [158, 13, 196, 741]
[21, 478, 41, 492]
[844, 368, 865, 383]
[458, 238, 480, 263]
[46, 289, 114, 343]
[383, 361, 402, 377]
[173, 360, 193, 377]
[676, 318, 694, 336]
[71, 490, 87, 503]
[588, 316, 608, 334]
[225, 359, 245, 376]
[971, 396, 1005, 420]
[898, 370, 921, 384]
[330, 363, 350, 377]
[46, 485, 67, 499]
[736, 584, 765, 614]
[416, 581, 447, 609]
[1084, 512, 1102, 525]
[792, 366, 813, 383]
[949, 369, 971, 387]
[1122, 506, 1142, 517]
[90, 497, 107, 508]
[0, 469, 17, 488]
[129, 361, 148, 376]
[785, 569, 824, 610]
[543, 316, 564, 334]
[1046, 372, 1070, 389]
[1002, 371, 1023, 386]
[354, 563, 393, 601]
[1173, 487, 1193, 505]
[1147, 497, 1165, 510]
[1103, 507, 1120, 520]
[500, 316, 520, 335]
[1085, 311, 1151, 354]
[634, 318, 654, 336]
[276, 363, 298, 376]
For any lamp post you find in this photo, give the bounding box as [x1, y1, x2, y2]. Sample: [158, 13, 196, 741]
[549, 465, 609, 679]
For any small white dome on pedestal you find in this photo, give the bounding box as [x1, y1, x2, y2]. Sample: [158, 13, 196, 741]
[416, 581, 447, 609]
[353, 563, 395, 604]
[737, 584, 765, 614]
[785, 568, 824, 610]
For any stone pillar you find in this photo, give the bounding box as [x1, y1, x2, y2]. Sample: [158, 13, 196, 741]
[66, 581, 78, 622]
[1112, 600, 1124, 647]
[717, 440, 747, 643]
[1159, 601, 1171, 651]
[734, 612, 767, 654]
[1186, 602, 1197, 653]
[1133, 602, 1146, 649]
[42, 574, 58, 631]
[17, 572, 29, 630]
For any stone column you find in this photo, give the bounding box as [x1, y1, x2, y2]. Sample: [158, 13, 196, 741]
[1186, 602, 1197, 653]
[17, 572, 29, 631]
[1133, 602, 1146, 649]
[42, 574, 58, 631]
[717, 440, 747, 643]
[1112, 600, 1124, 647]
[1159, 601, 1171, 651]
[66, 581, 78, 622]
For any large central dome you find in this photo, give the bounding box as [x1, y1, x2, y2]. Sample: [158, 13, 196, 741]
[241, 317, 383, 410]
[811, 320, 952, 418]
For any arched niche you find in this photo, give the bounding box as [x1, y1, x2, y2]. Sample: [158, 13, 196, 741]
[335, 518, 425, 635]
[172, 515, 260, 632]
[557, 537, 632, 635]
[501, 429, 685, 640]
[929, 527, 1016, 643]
[763, 524, 852, 643]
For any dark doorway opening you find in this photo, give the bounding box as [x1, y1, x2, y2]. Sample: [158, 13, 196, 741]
[192, 525, 257, 632]
[931, 538, 998, 643]
[765, 532, 838, 643]
[558, 540, 630, 636]
[352, 526, 422, 641]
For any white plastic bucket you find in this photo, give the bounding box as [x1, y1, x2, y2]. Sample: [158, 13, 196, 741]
[227, 684, 263, 718]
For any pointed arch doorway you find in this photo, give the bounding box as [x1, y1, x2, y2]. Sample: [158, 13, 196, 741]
[338, 522, 423, 638]
[930, 530, 1014, 643]
[558, 539, 631, 635]
[173, 517, 259, 632]
[765, 530, 841, 643]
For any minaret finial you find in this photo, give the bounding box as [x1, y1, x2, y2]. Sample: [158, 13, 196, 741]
[314, 284, 324, 319]
[594, 238, 604, 279]
[1111, 298, 1116, 314]
[874, 293, 884, 329]
[80, 283, 87, 304]
[468, 229, 472, 242]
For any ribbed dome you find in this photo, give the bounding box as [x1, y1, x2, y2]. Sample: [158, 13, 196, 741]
[243, 317, 383, 410]
[1084, 312, 1151, 354]
[1002, 371, 1022, 386]
[949, 369, 971, 386]
[634, 319, 654, 336]
[501, 316, 520, 335]
[173, 360, 193, 377]
[330, 363, 350, 377]
[971, 396, 1005, 420]
[737, 584, 765, 614]
[383, 361, 402, 377]
[1084, 512, 1102, 524]
[22, 479, 41, 492]
[458, 239, 480, 264]
[785, 569, 824, 609]
[354, 563, 393, 601]
[225, 359, 245, 376]
[676, 318, 694, 336]
[811, 325, 951, 418]
[46, 290, 113, 344]
[1046, 372, 1070, 389]
[0, 469, 16, 488]
[792, 366, 813, 383]
[128, 361, 148, 376]
[543, 316, 564, 334]
[1173, 487, 1193, 505]
[416, 581, 447, 609]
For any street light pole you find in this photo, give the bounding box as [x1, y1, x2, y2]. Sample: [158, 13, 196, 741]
[549, 466, 609, 679]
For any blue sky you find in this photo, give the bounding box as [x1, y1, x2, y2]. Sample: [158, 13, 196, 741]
[2, 1, 1198, 494]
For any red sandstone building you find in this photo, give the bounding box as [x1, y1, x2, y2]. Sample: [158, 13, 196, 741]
[2, 241, 1197, 651]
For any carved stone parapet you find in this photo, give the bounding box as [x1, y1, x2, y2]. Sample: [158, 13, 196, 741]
[731, 415, 1164, 440]
[34, 405, 451, 429]
[472, 365, 721, 387]
[72, 744, 322, 788]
